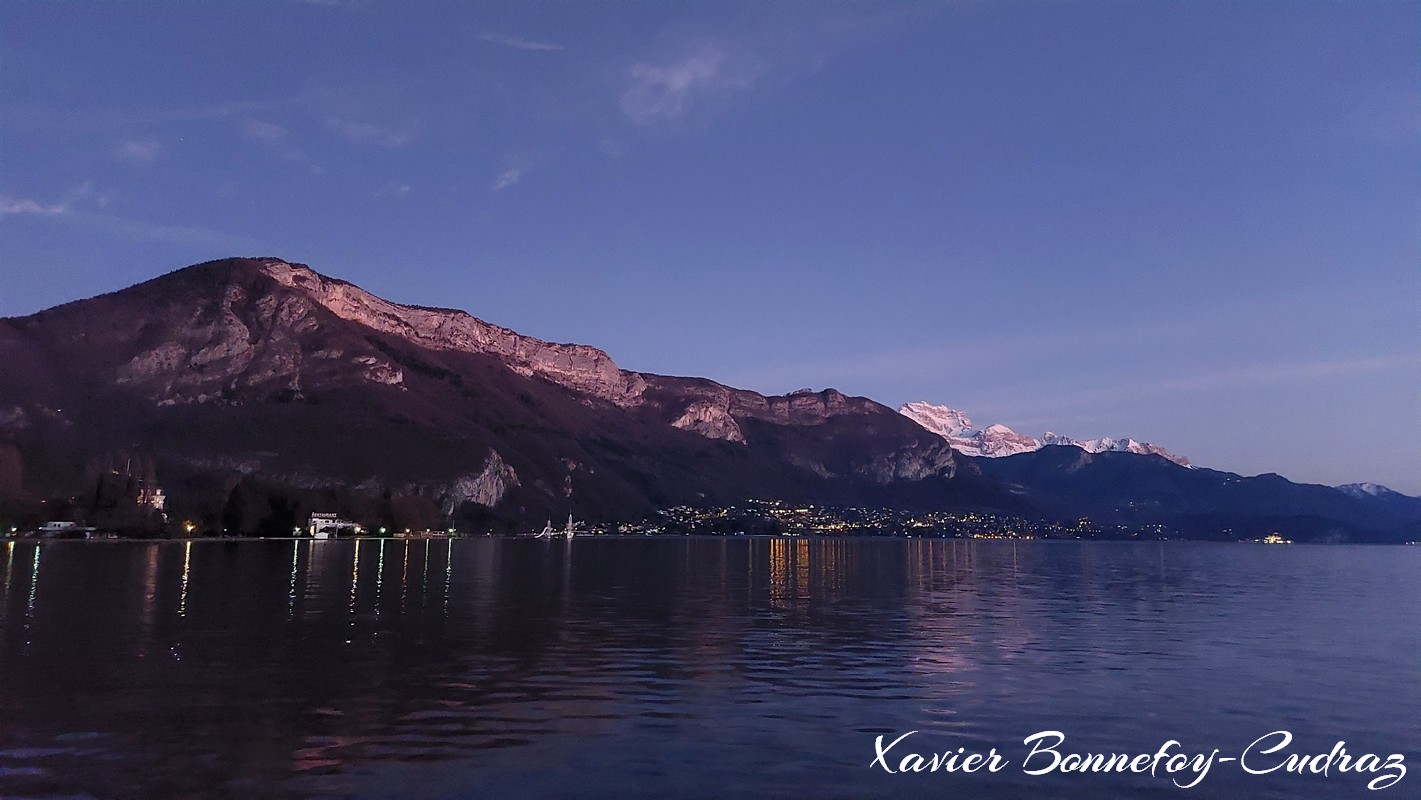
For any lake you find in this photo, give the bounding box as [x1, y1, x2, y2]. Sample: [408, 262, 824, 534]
[1, 537, 1416, 799]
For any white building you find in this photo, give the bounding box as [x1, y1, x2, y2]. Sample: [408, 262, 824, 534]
[308, 512, 361, 538]
[38, 521, 96, 538]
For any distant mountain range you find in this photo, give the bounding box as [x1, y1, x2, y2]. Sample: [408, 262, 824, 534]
[899, 401, 1191, 465]
[0, 257, 1415, 542]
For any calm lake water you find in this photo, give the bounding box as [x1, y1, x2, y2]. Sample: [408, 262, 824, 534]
[0, 538, 1416, 799]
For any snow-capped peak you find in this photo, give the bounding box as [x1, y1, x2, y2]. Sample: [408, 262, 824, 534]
[899, 402, 1191, 466]
[897, 404, 1037, 458]
[1337, 482, 1397, 499]
[899, 401, 973, 438]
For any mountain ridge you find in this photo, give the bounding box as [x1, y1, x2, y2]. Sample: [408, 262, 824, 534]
[0, 256, 1415, 542]
[0, 257, 989, 533]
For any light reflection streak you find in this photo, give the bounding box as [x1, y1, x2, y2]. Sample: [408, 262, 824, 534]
[561, 536, 572, 615]
[348, 540, 360, 642]
[400, 540, 409, 612]
[24, 545, 40, 645]
[1011, 541, 1021, 598]
[288, 541, 300, 619]
[140, 546, 159, 645]
[768, 539, 786, 607]
[720, 537, 727, 595]
[179, 541, 192, 618]
[421, 539, 430, 610]
[28, 545, 41, 608]
[3, 540, 13, 603]
[303, 538, 316, 619]
[375, 539, 385, 617]
[443, 538, 453, 617]
[796, 539, 809, 602]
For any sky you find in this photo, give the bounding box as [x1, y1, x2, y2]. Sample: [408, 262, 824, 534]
[2, 1, 1418, 493]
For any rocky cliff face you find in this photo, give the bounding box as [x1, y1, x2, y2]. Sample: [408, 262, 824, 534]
[262, 260, 646, 407]
[641, 377, 961, 485]
[85, 258, 645, 410]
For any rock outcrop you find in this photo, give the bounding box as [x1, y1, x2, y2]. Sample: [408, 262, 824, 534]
[441, 450, 520, 514]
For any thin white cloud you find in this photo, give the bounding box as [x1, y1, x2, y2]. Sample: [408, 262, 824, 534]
[1054, 355, 1421, 408]
[597, 138, 626, 159]
[242, 119, 290, 147]
[1, 99, 268, 135]
[325, 117, 414, 148]
[721, 316, 1219, 395]
[0, 196, 68, 217]
[488, 147, 564, 193]
[478, 32, 563, 52]
[491, 169, 521, 192]
[0, 182, 114, 217]
[958, 354, 1421, 425]
[82, 214, 260, 249]
[114, 139, 161, 166]
[197, 100, 270, 119]
[241, 119, 320, 172]
[0, 187, 256, 249]
[66, 181, 116, 209]
[615, 7, 933, 129]
[620, 46, 754, 125]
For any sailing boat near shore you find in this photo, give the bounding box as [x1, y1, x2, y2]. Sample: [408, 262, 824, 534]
[535, 513, 576, 539]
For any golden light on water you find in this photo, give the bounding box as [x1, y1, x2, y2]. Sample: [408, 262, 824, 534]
[178, 541, 192, 618]
[288, 542, 299, 619]
[349, 540, 361, 615]
[375, 539, 385, 616]
[27, 546, 41, 621]
[443, 538, 453, 616]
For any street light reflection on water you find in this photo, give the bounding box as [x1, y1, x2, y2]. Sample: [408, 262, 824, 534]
[178, 541, 192, 618]
[25, 545, 40, 646]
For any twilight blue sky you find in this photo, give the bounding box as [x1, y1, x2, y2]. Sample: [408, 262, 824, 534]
[2, 1, 1418, 493]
